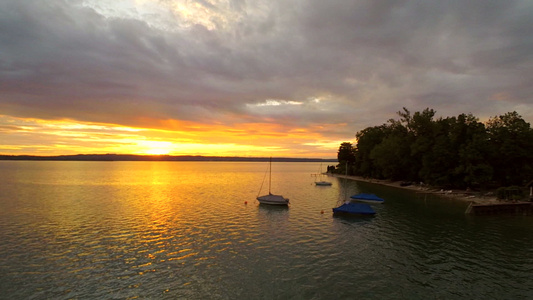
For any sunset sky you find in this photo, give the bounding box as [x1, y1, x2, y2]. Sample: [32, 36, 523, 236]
[1, 0, 532, 158]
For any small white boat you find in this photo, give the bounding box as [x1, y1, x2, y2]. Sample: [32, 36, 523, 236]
[315, 180, 333, 186]
[313, 164, 332, 186]
[257, 157, 289, 205]
[257, 193, 289, 205]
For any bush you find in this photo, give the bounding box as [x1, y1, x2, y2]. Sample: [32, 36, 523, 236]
[496, 186, 524, 200]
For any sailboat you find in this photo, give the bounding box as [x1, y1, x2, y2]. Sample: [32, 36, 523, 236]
[313, 164, 332, 186]
[256, 157, 290, 205]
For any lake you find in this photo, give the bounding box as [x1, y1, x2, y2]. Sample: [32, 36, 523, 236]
[0, 161, 532, 299]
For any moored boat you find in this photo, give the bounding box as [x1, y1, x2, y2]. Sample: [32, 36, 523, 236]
[257, 157, 289, 206]
[332, 202, 376, 216]
[312, 164, 332, 186]
[257, 193, 290, 205]
[315, 180, 333, 186]
[350, 193, 385, 204]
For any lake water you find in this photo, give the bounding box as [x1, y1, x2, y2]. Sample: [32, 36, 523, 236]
[1, 161, 532, 299]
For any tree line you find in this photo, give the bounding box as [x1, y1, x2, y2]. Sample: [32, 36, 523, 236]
[335, 108, 533, 190]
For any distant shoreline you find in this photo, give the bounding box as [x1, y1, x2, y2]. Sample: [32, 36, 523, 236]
[0, 154, 337, 163]
[332, 174, 499, 204]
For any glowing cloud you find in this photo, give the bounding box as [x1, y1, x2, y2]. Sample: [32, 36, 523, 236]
[0, 115, 344, 158]
[1, 0, 531, 159]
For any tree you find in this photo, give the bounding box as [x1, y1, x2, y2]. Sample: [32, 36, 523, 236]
[418, 117, 456, 186]
[348, 108, 532, 189]
[370, 134, 409, 180]
[486, 112, 533, 186]
[405, 108, 437, 181]
[337, 142, 356, 174]
[452, 114, 493, 188]
[353, 125, 388, 177]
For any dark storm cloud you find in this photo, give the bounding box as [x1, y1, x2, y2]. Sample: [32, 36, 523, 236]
[0, 0, 531, 135]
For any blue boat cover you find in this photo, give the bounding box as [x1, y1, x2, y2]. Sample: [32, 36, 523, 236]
[350, 193, 384, 202]
[332, 202, 376, 215]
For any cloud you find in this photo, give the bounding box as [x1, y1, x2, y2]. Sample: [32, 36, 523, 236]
[0, 0, 532, 153]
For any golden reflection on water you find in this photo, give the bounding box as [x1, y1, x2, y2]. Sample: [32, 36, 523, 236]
[2, 161, 533, 299]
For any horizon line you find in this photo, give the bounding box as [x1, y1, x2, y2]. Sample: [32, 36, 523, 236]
[0, 153, 338, 162]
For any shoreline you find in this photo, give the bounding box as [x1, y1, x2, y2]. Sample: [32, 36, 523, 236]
[331, 174, 499, 204]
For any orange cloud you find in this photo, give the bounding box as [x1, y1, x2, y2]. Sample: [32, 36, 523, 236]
[0, 115, 343, 158]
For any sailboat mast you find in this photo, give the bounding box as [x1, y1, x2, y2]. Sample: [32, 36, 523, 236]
[269, 157, 272, 194]
[344, 161, 348, 201]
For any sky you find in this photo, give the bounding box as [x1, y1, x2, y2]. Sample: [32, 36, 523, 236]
[1, 0, 532, 158]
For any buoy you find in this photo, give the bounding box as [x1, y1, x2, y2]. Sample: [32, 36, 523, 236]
[244, 201, 248, 205]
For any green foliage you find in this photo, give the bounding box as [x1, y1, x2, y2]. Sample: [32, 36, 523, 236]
[496, 186, 524, 200]
[337, 108, 533, 189]
[337, 142, 356, 175]
[337, 142, 356, 164]
[353, 125, 389, 178]
[370, 135, 410, 180]
[486, 112, 533, 186]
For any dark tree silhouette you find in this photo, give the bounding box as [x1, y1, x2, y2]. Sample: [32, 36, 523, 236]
[336, 108, 533, 189]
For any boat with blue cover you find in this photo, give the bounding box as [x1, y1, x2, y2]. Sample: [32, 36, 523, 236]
[332, 202, 376, 216]
[350, 193, 385, 204]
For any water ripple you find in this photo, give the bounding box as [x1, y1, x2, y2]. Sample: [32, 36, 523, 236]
[1, 161, 533, 299]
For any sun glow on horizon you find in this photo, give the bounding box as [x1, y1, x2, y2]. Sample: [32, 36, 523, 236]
[0, 115, 340, 158]
[135, 141, 174, 155]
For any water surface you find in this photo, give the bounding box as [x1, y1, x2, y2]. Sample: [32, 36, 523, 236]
[0, 161, 532, 299]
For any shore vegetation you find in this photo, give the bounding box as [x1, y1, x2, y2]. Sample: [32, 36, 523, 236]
[334, 108, 533, 201]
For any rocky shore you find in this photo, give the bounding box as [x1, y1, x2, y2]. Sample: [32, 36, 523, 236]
[331, 174, 499, 204]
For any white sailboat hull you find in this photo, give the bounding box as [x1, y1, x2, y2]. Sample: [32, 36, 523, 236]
[257, 193, 289, 205]
[256, 157, 289, 205]
[315, 181, 332, 186]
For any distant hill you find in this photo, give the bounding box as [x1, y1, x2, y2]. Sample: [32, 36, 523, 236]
[0, 154, 337, 163]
